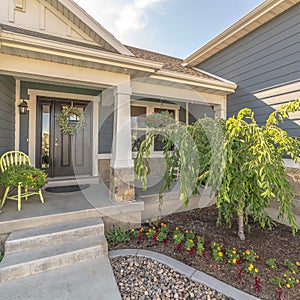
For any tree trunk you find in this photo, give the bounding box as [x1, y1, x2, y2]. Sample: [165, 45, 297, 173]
[238, 211, 245, 240]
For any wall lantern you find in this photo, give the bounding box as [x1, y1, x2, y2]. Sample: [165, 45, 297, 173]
[18, 99, 28, 114]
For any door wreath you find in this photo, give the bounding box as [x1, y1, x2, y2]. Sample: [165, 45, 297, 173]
[57, 106, 87, 135]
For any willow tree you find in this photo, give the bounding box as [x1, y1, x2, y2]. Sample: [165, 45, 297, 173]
[136, 100, 300, 240]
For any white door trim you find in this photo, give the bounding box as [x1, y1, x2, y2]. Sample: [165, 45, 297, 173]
[23, 89, 99, 177]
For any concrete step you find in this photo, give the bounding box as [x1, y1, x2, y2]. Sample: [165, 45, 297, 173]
[5, 218, 104, 254]
[45, 176, 99, 187]
[0, 256, 122, 300]
[0, 234, 108, 283]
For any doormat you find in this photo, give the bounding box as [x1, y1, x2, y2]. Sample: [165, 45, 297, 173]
[45, 184, 90, 193]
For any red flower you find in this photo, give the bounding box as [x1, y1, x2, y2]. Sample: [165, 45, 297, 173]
[236, 259, 241, 265]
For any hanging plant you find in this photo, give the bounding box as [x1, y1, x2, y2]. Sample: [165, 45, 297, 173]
[57, 106, 87, 135]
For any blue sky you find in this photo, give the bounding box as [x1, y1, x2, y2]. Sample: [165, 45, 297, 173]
[74, 0, 264, 58]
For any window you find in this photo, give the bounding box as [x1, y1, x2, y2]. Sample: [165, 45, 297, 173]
[131, 101, 179, 154]
[131, 105, 147, 152]
[153, 108, 175, 151]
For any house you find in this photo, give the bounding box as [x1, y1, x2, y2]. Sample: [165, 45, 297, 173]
[184, 0, 300, 196]
[0, 0, 237, 225]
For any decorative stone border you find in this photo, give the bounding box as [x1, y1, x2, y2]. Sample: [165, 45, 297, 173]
[109, 249, 260, 300]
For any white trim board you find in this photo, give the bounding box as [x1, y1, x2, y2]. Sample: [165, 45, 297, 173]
[20, 89, 100, 176]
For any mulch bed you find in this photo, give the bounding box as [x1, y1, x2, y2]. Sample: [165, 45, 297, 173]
[108, 205, 300, 300]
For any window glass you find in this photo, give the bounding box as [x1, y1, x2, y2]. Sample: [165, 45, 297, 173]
[41, 105, 50, 169]
[131, 106, 147, 151]
[153, 108, 175, 151]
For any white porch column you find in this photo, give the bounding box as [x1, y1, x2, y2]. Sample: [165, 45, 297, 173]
[109, 82, 135, 202]
[214, 96, 227, 119]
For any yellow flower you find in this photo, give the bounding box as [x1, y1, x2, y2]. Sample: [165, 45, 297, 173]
[218, 252, 223, 257]
[187, 248, 190, 251]
[271, 265, 275, 269]
[286, 284, 291, 289]
[232, 250, 236, 254]
[233, 259, 237, 264]
[254, 268, 258, 273]
[189, 239, 193, 243]
[245, 250, 251, 255]
[174, 235, 178, 239]
[186, 230, 189, 233]
[296, 261, 300, 266]
[131, 229, 135, 232]
[293, 271, 296, 274]
[217, 247, 221, 251]
[283, 274, 287, 277]
[175, 227, 179, 230]
[296, 279, 299, 283]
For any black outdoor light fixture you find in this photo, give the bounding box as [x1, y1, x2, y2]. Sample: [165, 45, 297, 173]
[18, 99, 28, 114]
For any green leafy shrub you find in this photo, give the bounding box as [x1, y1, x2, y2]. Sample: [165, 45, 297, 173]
[266, 258, 277, 269]
[136, 100, 300, 240]
[107, 227, 130, 243]
[284, 259, 298, 273]
[196, 236, 205, 256]
[173, 227, 184, 245]
[211, 242, 224, 262]
[0, 165, 47, 189]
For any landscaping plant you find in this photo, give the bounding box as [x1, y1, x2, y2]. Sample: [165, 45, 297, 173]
[0, 165, 47, 189]
[107, 227, 130, 243]
[136, 100, 300, 240]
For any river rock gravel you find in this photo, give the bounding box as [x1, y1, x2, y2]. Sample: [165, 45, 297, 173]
[110, 256, 229, 300]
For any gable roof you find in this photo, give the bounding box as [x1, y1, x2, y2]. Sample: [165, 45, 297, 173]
[56, 0, 133, 56]
[126, 46, 223, 82]
[184, 0, 300, 67]
[0, 0, 237, 94]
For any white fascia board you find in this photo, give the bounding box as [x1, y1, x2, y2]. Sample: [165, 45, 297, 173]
[184, 0, 298, 66]
[0, 31, 163, 72]
[192, 67, 237, 86]
[56, 0, 134, 56]
[150, 70, 237, 93]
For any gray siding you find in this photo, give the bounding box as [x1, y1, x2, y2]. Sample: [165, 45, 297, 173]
[197, 4, 300, 135]
[0, 75, 15, 155]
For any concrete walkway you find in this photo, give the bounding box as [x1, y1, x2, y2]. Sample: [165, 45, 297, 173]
[1, 256, 122, 300]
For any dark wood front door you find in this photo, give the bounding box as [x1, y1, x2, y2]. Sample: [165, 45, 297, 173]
[36, 97, 92, 178]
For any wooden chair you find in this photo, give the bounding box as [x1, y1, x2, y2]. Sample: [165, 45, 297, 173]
[0, 151, 44, 211]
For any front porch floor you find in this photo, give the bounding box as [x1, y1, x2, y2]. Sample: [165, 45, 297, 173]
[0, 183, 144, 234]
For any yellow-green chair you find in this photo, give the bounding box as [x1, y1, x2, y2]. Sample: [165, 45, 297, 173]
[0, 151, 44, 211]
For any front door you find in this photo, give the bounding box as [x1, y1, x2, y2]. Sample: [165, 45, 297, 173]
[36, 97, 92, 178]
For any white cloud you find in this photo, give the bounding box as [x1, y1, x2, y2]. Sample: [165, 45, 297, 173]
[74, 0, 165, 42]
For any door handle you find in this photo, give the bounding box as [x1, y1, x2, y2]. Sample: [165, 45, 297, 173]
[55, 137, 59, 146]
